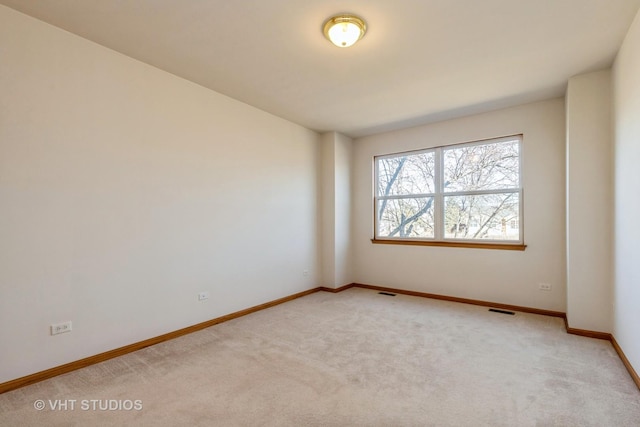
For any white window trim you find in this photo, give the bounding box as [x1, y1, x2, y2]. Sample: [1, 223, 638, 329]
[373, 135, 525, 250]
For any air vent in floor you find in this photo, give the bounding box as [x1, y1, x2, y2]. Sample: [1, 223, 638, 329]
[489, 308, 515, 315]
[378, 292, 396, 297]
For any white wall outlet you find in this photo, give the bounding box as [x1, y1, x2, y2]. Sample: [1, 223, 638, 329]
[198, 291, 210, 301]
[303, 269, 309, 277]
[539, 283, 552, 291]
[50, 321, 72, 336]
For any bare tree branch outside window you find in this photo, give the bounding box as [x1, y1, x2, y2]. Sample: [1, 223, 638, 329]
[375, 136, 522, 243]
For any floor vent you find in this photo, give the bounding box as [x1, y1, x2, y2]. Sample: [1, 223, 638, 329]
[378, 292, 396, 297]
[489, 308, 515, 315]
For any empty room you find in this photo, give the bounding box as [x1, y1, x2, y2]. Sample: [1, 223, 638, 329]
[1, 1, 639, 425]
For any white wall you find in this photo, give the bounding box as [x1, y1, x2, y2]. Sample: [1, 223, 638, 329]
[334, 133, 354, 287]
[320, 132, 353, 288]
[565, 70, 613, 333]
[612, 8, 640, 378]
[352, 99, 567, 311]
[321, 133, 337, 287]
[0, 6, 320, 383]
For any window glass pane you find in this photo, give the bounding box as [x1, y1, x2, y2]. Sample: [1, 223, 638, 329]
[443, 139, 519, 192]
[377, 152, 435, 196]
[377, 197, 434, 238]
[444, 193, 520, 241]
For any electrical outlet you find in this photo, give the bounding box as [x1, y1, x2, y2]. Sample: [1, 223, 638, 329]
[539, 283, 552, 291]
[198, 291, 210, 301]
[303, 270, 309, 277]
[51, 321, 72, 336]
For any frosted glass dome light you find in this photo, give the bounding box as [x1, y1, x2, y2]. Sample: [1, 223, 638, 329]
[323, 14, 367, 48]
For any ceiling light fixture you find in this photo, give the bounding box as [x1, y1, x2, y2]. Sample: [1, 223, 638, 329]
[323, 14, 367, 48]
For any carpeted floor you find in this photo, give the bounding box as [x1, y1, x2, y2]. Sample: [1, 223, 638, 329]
[1, 288, 639, 426]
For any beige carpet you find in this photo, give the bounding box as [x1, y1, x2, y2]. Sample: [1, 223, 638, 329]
[1, 288, 639, 426]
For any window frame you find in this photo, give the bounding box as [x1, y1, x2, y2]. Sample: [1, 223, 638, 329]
[372, 135, 525, 250]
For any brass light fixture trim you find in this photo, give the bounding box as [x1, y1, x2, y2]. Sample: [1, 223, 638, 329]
[323, 14, 367, 48]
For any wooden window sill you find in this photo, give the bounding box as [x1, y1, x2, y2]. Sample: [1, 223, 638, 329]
[371, 239, 527, 251]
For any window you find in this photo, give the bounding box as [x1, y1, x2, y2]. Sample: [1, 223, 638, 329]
[374, 135, 524, 249]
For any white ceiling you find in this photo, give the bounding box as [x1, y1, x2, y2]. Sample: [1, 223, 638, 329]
[3, 0, 640, 137]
